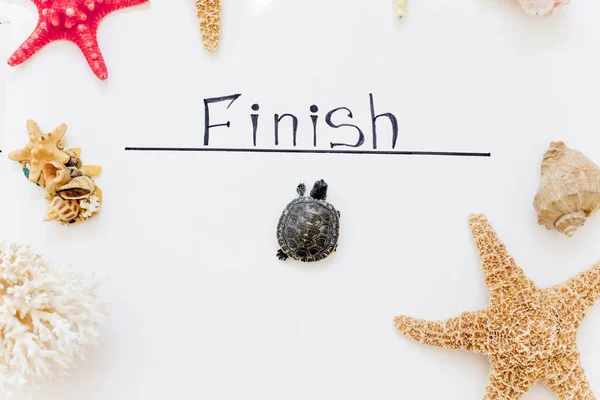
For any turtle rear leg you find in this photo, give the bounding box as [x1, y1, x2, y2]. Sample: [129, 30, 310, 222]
[297, 183, 306, 197]
[277, 249, 289, 261]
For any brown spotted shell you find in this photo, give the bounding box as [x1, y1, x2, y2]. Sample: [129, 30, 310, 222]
[45, 197, 80, 222]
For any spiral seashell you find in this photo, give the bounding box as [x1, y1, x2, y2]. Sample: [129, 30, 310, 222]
[42, 161, 71, 194]
[45, 197, 80, 222]
[534, 142, 600, 237]
[56, 176, 95, 200]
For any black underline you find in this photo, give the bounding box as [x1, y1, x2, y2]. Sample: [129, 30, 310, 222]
[124, 147, 491, 157]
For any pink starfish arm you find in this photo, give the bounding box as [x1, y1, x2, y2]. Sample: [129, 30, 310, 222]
[71, 25, 108, 80]
[394, 310, 490, 353]
[97, 0, 149, 17]
[7, 23, 54, 67]
[8, 0, 148, 79]
[468, 214, 535, 303]
[548, 263, 600, 326]
[79, 0, 149, 79]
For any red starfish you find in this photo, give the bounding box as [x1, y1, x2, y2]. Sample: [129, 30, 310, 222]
[7, 0, 148, 80]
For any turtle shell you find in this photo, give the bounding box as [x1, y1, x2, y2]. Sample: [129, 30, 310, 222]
[277, 197, 340, 262]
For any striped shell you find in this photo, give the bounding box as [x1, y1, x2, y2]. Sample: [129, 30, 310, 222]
[45, 197, 80, 222]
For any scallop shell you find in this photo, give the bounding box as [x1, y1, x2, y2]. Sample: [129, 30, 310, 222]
[533, 141, 600, 237]
[517, 0, 569, 16]
[45, 197, 80, 222]
[56, 176, 96, 200]
[79, 165, 102, 177]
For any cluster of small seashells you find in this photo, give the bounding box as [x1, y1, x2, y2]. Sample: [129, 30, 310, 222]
[0, 242, 108, 392]
[9, 120, 103, 225]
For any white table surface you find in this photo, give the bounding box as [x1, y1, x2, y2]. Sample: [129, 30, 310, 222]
[1, 0, 600, 399]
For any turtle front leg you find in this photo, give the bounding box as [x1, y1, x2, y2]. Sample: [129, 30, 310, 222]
[297, 183, 306, 197]
[277, 249, 289, 261]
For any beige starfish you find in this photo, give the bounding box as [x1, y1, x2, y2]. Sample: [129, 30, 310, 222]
[395, 214, 600, 400]
[195, 0, 221, 51]
[9, 120, 71, 183]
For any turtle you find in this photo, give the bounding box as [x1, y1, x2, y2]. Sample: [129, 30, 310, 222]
[276, 180, 340, 262]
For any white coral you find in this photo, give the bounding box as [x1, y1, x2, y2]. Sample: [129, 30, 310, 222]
[0, 243, 108, 392]
[80, 195, 100, 220]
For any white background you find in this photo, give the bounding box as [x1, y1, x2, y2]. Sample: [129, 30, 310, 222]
[1, 0, 600, 399]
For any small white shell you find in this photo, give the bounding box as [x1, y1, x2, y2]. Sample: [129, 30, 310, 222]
[395, 0, 407, 18]
[517, 0, 569, 16]
[534, 142, 600, 237]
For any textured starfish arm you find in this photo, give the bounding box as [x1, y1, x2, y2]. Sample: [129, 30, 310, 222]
[8, 149, 30, 162]
[27, 120, 43, 136]
[105, 0, 149, 6]
[484, 365, 537, 400]
[50, 123, 68, 140]
[469, 214, 533, 302]
[544, 349, 595, 400]
[7, 24, 53, 67]
[73, 28, 108, 80]
[394, 310, 489, 353]
[100, 0, 149, 17]
[550, 263, 600, 323]
[196, 0, 221, 51]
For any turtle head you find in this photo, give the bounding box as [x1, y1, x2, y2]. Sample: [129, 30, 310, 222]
[310, 180, 328, 200]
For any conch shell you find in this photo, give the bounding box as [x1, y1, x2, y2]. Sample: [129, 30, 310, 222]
[45, 197, 80, 222]
[517, 0, 569, 16]
[42, 161, 72, 195]
[534, 141, 600, 237]
[56, 176, 95, 200]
